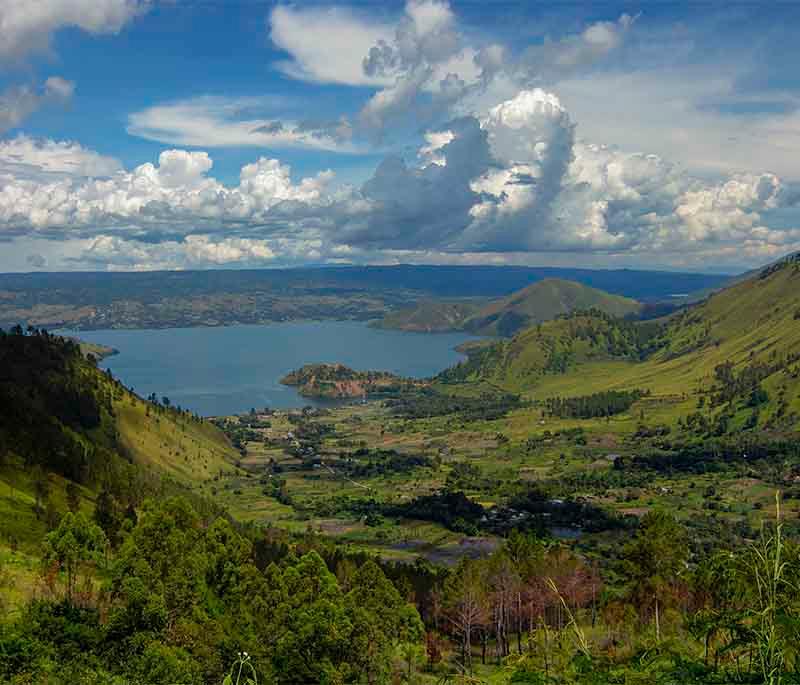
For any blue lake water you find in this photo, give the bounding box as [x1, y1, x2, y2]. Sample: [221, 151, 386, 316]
[66, 321, 478, 416]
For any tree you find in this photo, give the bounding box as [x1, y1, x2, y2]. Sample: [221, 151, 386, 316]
[66, 481, 81, 513]
[621, 510, 689, 641]
[445, 559, 488, 671]
[42, 511, 107, 604]
[345, 560, 424, 684]
[93, 488, 123, 546]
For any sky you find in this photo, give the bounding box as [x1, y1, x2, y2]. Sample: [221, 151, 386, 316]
[1, 0, 800, 274]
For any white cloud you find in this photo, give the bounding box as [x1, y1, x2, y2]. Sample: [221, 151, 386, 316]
[269, 5, 393, 86]
[338, 88, 800, 265]
[554, 69, 800, 180]
[0, 147, 335, 236]
[517, 14, 636, 81]
[357, 0, 474, 134]
[0, 0, 149, 62]
[2, 82, 799, 272]
[80, 234, 281, 270]
[0, 77, 75, 134]
[0, 135, 121, 180]
[128, 96, 358, 152]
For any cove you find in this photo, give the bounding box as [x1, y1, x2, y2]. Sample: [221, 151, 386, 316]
[66, 321, 479, 416]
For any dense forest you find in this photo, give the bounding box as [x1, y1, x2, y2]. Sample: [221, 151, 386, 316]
[5, 490, 800, 684]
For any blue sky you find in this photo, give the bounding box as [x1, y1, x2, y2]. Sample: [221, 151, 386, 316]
[0, 0, 799, 273]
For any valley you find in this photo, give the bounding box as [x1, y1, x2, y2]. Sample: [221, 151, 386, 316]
[2, 256, 800, 684]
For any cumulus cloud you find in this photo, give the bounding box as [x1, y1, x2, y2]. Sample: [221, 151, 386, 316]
[128, 97, 357, 152]
[3, 86, 799, 271]
[79, 234, 281, 270]
[0, 0, 148, 62]
[0, 148, 335, 238]
[357, 0, 479, 134]
[266, 1, 635, 140]
[0, 77, 75, 134]
[336, 88, 800, 263]
[341, 116, 492, 248]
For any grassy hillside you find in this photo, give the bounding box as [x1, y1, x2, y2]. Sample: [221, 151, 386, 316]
[373, 300, 480, 332]
[0, 327, 239, 553]
[463, 278, 642, 336]
[378, 279, 642, 337]
[440, 256, 800, 430]
[440, 310, 660, 389]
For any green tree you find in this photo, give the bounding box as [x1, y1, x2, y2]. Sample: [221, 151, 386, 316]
[93, 488, 123, 546]
[621, 510, 689, 641]
[42, 511, 107, 604]
[270, 551, 352, 684]
[345, 560, 424, 684]
[66, 481, 81, 513]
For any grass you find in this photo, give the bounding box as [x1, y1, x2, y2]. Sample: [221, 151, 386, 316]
[114, 392, 241, 484]
[0, 543, 41, 617]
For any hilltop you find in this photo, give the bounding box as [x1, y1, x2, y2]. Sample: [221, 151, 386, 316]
[379, 278, 642, 337]
[463, 278, 642, 336]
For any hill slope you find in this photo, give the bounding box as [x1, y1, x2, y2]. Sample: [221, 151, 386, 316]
[0, 327, 239, 550]
[463, 278, 642, 336]
[439, 257, 800, 429]
[372, 300, 480, 333]
[0, 265, 728, 330]
[379, 279, 643, 337]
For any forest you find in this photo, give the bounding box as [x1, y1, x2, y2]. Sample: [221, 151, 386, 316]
[4, 490, 800, 684]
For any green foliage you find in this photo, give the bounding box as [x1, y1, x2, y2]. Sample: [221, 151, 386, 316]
[385, 388, 524, 421]
[42, 512, 107, 604]
[620, 511, 689, 640]
[543, 389, 647, 419]
[2, 496, 426, 685]
[439, 310, 664, 390]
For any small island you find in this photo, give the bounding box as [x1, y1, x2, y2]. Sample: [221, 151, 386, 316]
[280, 363, 421, 399]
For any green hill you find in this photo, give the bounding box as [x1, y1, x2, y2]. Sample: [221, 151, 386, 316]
[463, 278, 642, 336]
[0, 327, 239, 551]
[281, 363, 421, 398]
[439, 310, 661, 389]
[372, 300, 480, 332]
[439, 255, 800, 430]
[378, 279, 642, 336]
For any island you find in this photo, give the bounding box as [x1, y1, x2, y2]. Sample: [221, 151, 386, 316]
[280, 363, 422, 399]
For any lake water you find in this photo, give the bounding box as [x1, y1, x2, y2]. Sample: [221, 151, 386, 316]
[66, 321, 478, 416]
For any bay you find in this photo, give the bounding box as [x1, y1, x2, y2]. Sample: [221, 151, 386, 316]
[65, 321, 479, 416]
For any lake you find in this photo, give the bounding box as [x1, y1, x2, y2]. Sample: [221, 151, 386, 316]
[67, 321, 479, 416]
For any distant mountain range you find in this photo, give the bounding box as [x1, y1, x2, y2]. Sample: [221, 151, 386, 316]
[0, 264, 730, 331]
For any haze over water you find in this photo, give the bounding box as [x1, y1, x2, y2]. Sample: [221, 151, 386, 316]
[69, 321, 478, 416]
